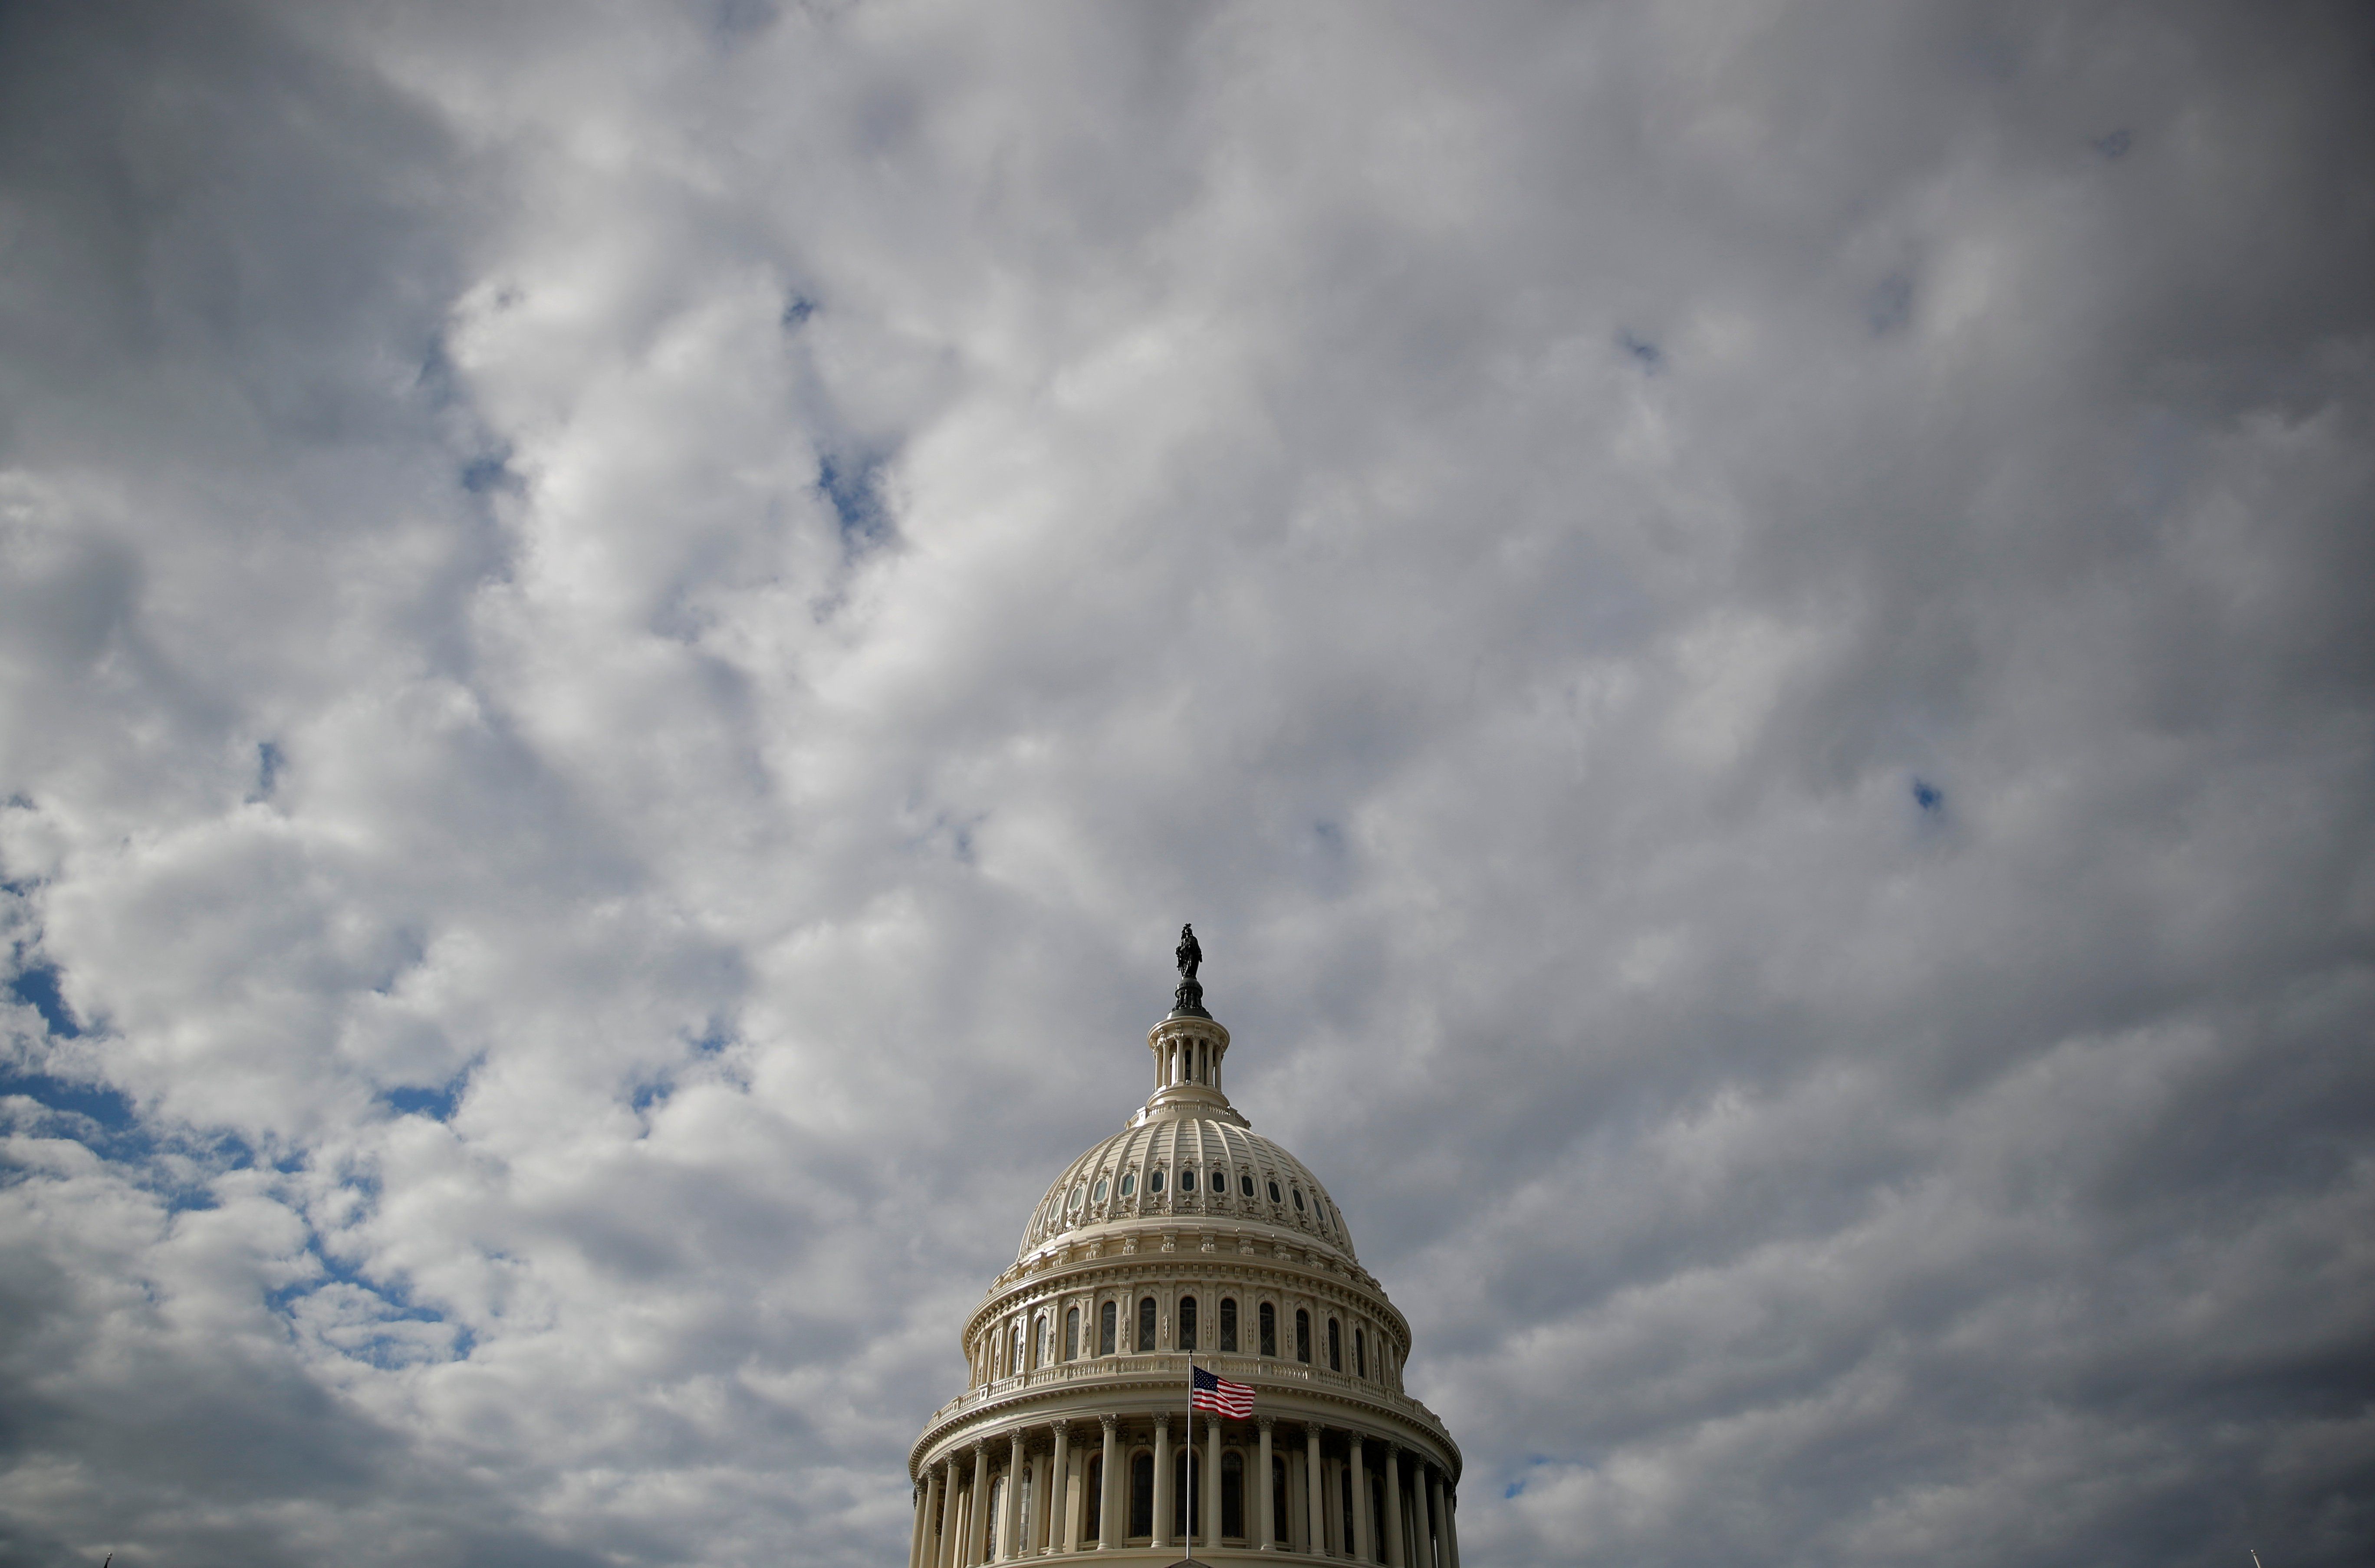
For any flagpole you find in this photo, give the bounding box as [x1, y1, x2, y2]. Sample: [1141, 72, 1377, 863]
[1187, 1355, 1196, 1554]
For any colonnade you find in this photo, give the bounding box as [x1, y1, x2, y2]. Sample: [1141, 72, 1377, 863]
[910, 1415, 1459, 1568]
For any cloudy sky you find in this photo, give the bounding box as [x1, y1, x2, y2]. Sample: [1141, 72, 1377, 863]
[4, 2, 2373, 1565]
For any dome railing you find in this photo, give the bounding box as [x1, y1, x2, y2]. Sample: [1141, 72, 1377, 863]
[921, 1351, 1457, 1452]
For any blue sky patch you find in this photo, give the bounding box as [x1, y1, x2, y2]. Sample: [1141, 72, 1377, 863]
[1913, 777, 1944, 814]
[0, 1064, 135, 1134]
[386, 1078, 465, 1121]
[1619, 330, 1663, 369]
[252, 740, 284, 802]
[818, 452, 894, 552]
[10, 960, 80, 1037]
[461, 449, 517, 494]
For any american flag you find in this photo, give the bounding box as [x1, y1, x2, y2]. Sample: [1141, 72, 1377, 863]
[1191, 1364, 1254, 1419]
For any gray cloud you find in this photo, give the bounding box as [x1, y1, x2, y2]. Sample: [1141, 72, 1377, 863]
[2, 1, 2372, 1565]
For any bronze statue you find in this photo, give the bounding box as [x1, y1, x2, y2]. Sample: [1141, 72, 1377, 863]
[1171, 924, 1209, 1018]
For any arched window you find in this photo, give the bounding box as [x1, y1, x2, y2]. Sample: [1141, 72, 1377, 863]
[1355, 1327, 1366, 1379]
[988, 1476, 1006, 1553]
[1295, 1308, 1311, 1364]
[1172, 1449, 1197, 1538]
[1241, 1173, 1255, 1197]
[1083, 1454, 1103, 1540]
[1181, 1167, 1196, 1193]
[1099, 1301, 1118, 1356]
[1120, 1171, 1135, 1197]
[1150, 1168, 1165, 1195]
[1272, 1454, 1290, 1545]
[1095, 1177, 1109, 1202]
[1328, 1317, 1341, 1372]
[1267, 1180, 1281, 1203]
[1129, 1452, 1155, 1537]
[1178, 1294, 1198, 1351]
[1018, 1467, 1034, 1553]
[1065, 1306, 1080, 1362]
[1292, 1186, 1305, 1212]
[1222, 1450, 1245, 1540]
[1259, 1302, 1276, 1358]
[1219, 1297, 1238, 1352]
[1138, 1296, 1157, 1353]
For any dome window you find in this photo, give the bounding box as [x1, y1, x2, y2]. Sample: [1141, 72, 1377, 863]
[1095, 1179, 1109, 1202]
[1119, 1172, 1135, 1198]
[1069, 1185, 1084, 1210]
[1149, 1168, 1165, 1194]
[1267, 1180, 1281, 1203]
[1292, 1187, 1305, 1211]
[1180, 1168, 1196, 1193]
[1240, 1174, 1255, 1198]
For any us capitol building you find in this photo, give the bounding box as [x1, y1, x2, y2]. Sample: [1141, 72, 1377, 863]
[905, 928, 1463, 1566]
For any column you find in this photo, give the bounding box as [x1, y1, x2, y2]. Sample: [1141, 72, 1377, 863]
[911, 1477, 931, 1568]
[1287, 1443, 1308, 1554]
[1348, 1437, 1371, 1564]
[1097, 1415, 1120, 1550]
[1257, 1416, 1276, 1551]
[1426, 1473, 1447, 1568]
[1441, 1483, 1459, 1568]
[1411, 1463, 1432, 1568]
[941, 1456, 962, 1568]
[968, 1441, 992, 1567]
[1204, 1416, 1222, 1547]
[1064, 1430, 1088, 1552]
[1325, 1456, 1343, 1558]
[1382, 1445, 1405, 1568]
[1001, 1430, 1025, 1559]
[1046, 1425, 1070, 1555]
[1304, 1427, 1327, 1558]
[1151, 1413, 1174, 1549]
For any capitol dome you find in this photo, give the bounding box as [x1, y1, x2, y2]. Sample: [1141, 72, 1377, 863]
[906, 930, 1463, 1568]
[1017, 1112, 1358, 1268]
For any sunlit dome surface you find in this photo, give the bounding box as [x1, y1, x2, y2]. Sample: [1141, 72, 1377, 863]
[1017, 1112, 1356, 1265]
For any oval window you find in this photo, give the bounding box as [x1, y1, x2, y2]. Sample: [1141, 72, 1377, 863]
[1069, 1185, 1085, 1210]
[1292, 1187, 1305, 1211]
[1180, 1168, 1196, 1193]
[1120, 1171, 1135, 1197]
[1241, 1174, 1255, 1197]
[1149, 1168, 1165, 1194]
[1094, 1179, 1109, 1202]
[1267, 1180, 1281, 1203]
